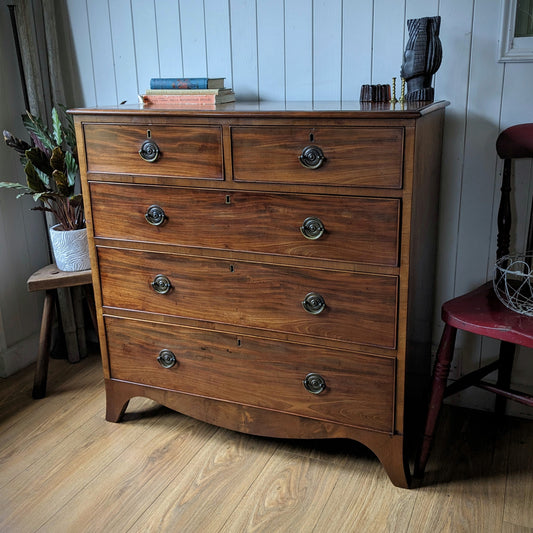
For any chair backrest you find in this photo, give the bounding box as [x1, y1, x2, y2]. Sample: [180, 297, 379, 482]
[495, 123, 533, 259]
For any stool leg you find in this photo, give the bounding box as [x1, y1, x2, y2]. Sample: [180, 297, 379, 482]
[495, 341, 515, 415]
[83, 284, 98, 334]
[32, 290, 56, 399]
[414, 323, 457, 477]
[58, 287, 80, 363]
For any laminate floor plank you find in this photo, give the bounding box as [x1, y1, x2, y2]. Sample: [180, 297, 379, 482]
[0, 352, 100, 434]
[0, 365, 169, 531]
[0, 359, 34, 404]
[311, 452, 417, 533]
[281, 436, 367, 466]
[502, 523, 533, 533]
[408, 407, 511, 533]
[130, 427, 280, 533]
[503, 417, 533, 529]
[1, 403, 163, 532]
[37, 411, 218, 533]
[0, 387, 103, 489]
[0, 356, 105, 488]
[218, 449, 348, 533]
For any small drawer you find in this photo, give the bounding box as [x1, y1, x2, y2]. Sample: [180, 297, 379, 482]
[83, 123, 223, 180]
[98, 248, 398, 349]
[89, 183, 400, 267]
[105, 316, 395, 432]
[231, 126, 404, 188]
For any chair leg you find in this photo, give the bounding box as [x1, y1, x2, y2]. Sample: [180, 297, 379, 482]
[495, 341, 516, 415]
[32, 290, 56, 399]
[414, 323, 457, 477]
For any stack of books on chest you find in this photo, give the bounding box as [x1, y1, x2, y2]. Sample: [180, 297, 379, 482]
[142, 78, 235, 107]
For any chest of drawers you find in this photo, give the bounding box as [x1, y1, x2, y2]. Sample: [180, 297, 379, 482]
[72, 101, 447, 488]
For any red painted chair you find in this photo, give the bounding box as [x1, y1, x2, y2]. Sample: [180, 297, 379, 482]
[415, 123, 533, 478]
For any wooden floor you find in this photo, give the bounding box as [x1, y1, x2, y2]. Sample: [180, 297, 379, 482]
[1, 350, 532, 533]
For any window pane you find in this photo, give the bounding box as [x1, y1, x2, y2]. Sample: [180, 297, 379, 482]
[515, 0, 533, 37]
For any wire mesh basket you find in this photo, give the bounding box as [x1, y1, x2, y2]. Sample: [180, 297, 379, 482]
[493, 253, 533, 316]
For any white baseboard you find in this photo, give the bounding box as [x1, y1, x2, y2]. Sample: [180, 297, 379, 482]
[0, 334, 39, 378]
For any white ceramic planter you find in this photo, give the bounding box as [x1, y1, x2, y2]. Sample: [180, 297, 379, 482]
[49, 224, 91, 272]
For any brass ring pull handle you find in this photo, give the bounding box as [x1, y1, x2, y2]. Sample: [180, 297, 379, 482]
[302, 292, 326, 314]
[151, 274, 172, 295]
[299, 145, 326, 169]
[300, 216, 325, 240]
[139, 139, 160, 162]
[145, 205, 167, 226]
[303, 373, 326, 394]
[157, 349, 177, 369]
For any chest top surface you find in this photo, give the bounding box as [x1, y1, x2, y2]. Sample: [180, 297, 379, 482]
[70, 100, 448, 118]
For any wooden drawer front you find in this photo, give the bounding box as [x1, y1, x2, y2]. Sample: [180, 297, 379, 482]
[98, 248, 398, 348]
[105, 316, 395, 432]
[231, 126, 403, 188]
[89, 183, 400, 266]
[83, 124, 223, 179]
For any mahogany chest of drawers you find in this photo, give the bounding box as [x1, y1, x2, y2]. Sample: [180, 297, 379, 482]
[72, 101, 447, 488]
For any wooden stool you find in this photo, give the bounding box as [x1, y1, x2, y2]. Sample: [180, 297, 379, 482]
[27, 264, 95, 399]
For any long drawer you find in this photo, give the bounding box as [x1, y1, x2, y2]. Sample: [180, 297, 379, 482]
[97, 247, 398, 349]
[83, 123, 223, 179]
[231, 126, 404, 188]
[104, 316, 395, 432]
[89, 183, 400, 266]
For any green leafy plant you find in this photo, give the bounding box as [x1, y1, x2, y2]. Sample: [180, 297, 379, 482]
[1, 106, 84, 231]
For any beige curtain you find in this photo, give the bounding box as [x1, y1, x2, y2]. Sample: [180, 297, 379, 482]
[12, 0, 66, 119]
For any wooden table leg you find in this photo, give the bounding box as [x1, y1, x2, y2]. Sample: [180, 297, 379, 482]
[32, 290, 56, 399]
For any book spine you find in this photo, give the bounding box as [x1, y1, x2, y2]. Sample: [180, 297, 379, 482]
[150, 78, 208, 89]
[143, 94, 217, 104]
[145, 88, 227, 95]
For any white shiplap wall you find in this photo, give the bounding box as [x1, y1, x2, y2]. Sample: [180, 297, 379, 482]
[7, 0, 531, 415]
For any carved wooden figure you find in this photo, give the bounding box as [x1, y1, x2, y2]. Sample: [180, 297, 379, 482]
[400, 16, 442, 102]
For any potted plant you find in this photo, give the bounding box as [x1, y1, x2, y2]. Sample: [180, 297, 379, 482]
[1, 106, 90, 271]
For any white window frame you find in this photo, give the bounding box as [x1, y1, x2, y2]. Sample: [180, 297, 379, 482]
[499, 0, 533, 62]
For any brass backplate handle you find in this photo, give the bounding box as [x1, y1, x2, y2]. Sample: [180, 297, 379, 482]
[151, 274, 172, 295]
[302, 292, 326, 314]
[157, 349, 177, 369]
[303, 373, 326, 394]
[300, 216, 325, 240]
[299, 145, 326, 169]
[145, 205, 167, 226]
[139, 139, 160, 162]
